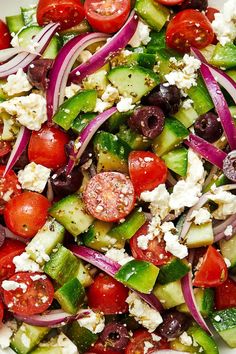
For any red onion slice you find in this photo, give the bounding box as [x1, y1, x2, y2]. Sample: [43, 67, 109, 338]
[69, 10, 138, 83]
[66, 107, 117, 174]
[0, 48, 32, 63]
[214, 214, 236, 242]
[0, 224, 6, 247]
[4, 126, 31, 176]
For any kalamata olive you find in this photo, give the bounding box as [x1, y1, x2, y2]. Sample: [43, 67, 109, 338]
[142, 84, 181, 115]
[13, 150, 29, 170]
[100, 322, 129, 351]
[50, 166, 83, 196]
[158, 311, 191, 339]
[223, 151, 236, 182]
[27, 59, 54, 91]
[178, 0, 208, 11]
[128, 106, 165, 139]
[194, 112, 223, 143]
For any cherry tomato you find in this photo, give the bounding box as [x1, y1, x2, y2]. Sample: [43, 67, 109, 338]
[166, 9, 214, 53]
[84, 0, 131, 34]
[125, 329, 169, 354]
[128, 151, 167, 197]
[83, 172, 135, 222]
[155, 0, 184, 5]
[0, 20, 11, 50]
[37, 0, 85, 30]
[87, 340, 124, 354]
[0, 166, 21, 214]
[4, 192, 50, 238]
[3, 272, 54, 315]
[0, 300, 4, 323]
[130, 223, 172, 266]
[0, 127, 11, 157]
[215, 277, 236, 310]
[28, 125, 69, 170]
[193, 246, 228, 287]
[87, 273, 129, 315]
[0, 239, 25, 282]
[205, 7, 219, 23]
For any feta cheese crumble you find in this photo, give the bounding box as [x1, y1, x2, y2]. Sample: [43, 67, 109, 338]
[212, 0, 236, 45]
[182, 98, 193, 110]
[2, 68, 32, 96]
[208, 188, 236, 219]
[101, 84, 119, 103]
[77, 310, 105, 334]
[163, 222, 188, 259]
[0, 323, 13, 349]
[129, 20, 151, 47]
[190, 208, 212, 225]
[65, 83, 81, 99]
[117, 97, 135, 112]
[224, 224, 233, 237]
[105, 248, 134, 265]
[18, 162, 51, 193]
[13, 252, 42, 273]
[2, 280, 27, 293]
[94, 98, 112, 113]
[179, 332, 193, 346]
[140, 184, 170, 220]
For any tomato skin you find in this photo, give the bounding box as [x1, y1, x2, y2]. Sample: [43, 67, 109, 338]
[215, 277, 236, 310]
[84, 0, 131, 34]
[87, 273, 129, 315]
[166, 9, 214, 52]
[3, 272, 54, 315]
[0, 141, 11, 158]
[28, 125, 69, 170]
[128, 151, 167, 197]
[0, 239, 25, 282]
[205, 7, 219, 23]
[193, 246, 228, 287]
[130, 223, 172, 266]
[125, 329, 169, 354]
[155, 0, 184, 5]
[0, 166, 22, 214]
[37, 0, 85, 30]
[0, 20, 11, 50]
[87, 341, 124, 354]
[0, 300, 4, 323]
[4, 192, 50, 238]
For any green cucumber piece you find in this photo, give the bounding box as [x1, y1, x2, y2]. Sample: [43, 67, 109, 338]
[115, 259, 159, 294]
[170, 338, 200, 353]
[26, 218, 65, 265]
[53, 90, 97, 130]
[21, 6, 37, 26]
[54, 277, 85, 314]
[71, 112, 96, 134]
[210, 43, 236, 69]
[210, 308, 236, 348]
[173, 105, 198, 128]
[49, 194, 94, 237]
[188, 325, 219, 353]
[135, 0, 170, 31]
[162, 147, 188, 177]
[157, 258, 190, 284]
[108, 208, 146, 241]
[152, 117, 189, 156]
[187, 77, 214, 115]
[11, 323, 49, 354]
[107, 111, 133, 132]
[177, 288, 214, 317]
[125, 53, 156, 69]
[83, 65, 109, 93]
[186, 222, 214, 248]
[108, 65, 159, 102]
[220, 234, 236, 269]
[6, 14, 24, 34]
[203, 173, 229, 193]
[117, 125, 152, 150]
[153, 280, 185, 309]
[146, 29, 166, 52]
[30, 347, 62, 354]
[67, 322, 98, 353]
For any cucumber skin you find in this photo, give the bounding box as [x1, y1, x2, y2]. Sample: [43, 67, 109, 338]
[157, 258, 190, 285]
[210, 43, 236, 69]
[188, 326, 219, 354]
[67, 322, 98, 353]
[54, 277, 85, 314]
[162, 147, 188, 177]
[135, 0, 170, 31]
[11, 324, 49, 354]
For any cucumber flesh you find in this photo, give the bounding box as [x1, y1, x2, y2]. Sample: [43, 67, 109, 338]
[173, 105, 198, 128]
[186, 222, 214, 248]
[220, 234, 236, 268]
[162, 147, 188, 177]
[153, 280, 185, 309]
[135, 0, 170, 31]
[6, 14, 24, 34]
[21, 6, 37, 26]
[177, 288, 214, 317]
[187, 77, 214, 115]
[188, 325, 219, 354]
[54, 277, 85, 314]
[210, 43, 236, 69]
[210, 308, 236, 348]
[157, 258, 190, 284]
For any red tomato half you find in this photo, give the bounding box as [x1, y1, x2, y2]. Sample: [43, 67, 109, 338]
[87, 340, 124, 354]
[166, 9, 214, 52]
[193, 246, 228, 287]
[0, 300, 4, 323]
[0, 239, 25, 282]
[37, 0, 85, 30]
[215, 277, 236, 310]
[87, 273, 129, 315]
[125, 329, 169, 354]
[128, 151, 167, 196]
[4, 192, 50, 238]
[28, 125, 69, 170]
[130, 223, 172, 266]
[84, 0, 131, 33]
[155, 0, 184, 5]
[0, 20, 11, 50]
[3, 272, 54, 315]
[0, 166, 21, 214]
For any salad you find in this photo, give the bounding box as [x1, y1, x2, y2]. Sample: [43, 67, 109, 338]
[0, 0, 236, 353]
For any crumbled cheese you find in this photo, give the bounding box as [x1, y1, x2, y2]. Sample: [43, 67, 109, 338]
[163, 223, 188, 259]
[21, 333, 30, 348]
[137, 232, 155, 250]
[224, 257, 231, 268]
[0, 93, 47, 131]
[144, 341, 154, 354]
[214, 315, 222, 322]
[65, 83, 81, 98]
[182, 98, 193, 110]
[2, 68, 32, 96]
[13, 252, 42, 272]
[129, 20, 151, 47]
[1, 280, 27, 293]
[117, 97, 135, 112]
[94, 98, 112, 113]
[179, 332, 193, 346]
[78, 50, 92, 63]
[140, 184, 170, 220]
[126, 292, 162, 332]
[151, 333, 161, 342]
[212, 0, 236, 45]
[105, 248, 134, 265]
[18, 162, 51, 193]
[208, 188, 236, 219]
[77, 310, 105, 334]
[190, 208, 212, 225]
[0, 323, 13, 349]
[30, 274, 46, 281]
[101, 84, 119, 103]
[57, 333, 78, 354]
[27, 238, 50, 264]
[224, 224, 233, 237]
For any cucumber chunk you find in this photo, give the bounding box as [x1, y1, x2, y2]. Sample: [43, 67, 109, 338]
[153, 280, 185, 309]
[162, 147, 188, 177]
[54, 277, 85, 314]
[30, 348, 61, 354]
[71, 112, 96, 134]
[220, 234, 236, 269]
[107, 111, 133, 132]
[210, 308, 236, 348]
[173, 105, 198, 128]
[6, 14, 24, 34]
[135, 0, 170, 31]
[210, 43, 236, 69]
[186, 222, 214, 248]
[177, 288, 214, 317]
[117, 125, 152, 150]
[188, 325, 219, 354]
[187, 77, 214, 115]
[67, 322, 98, 353]
[21, 6, 37, 26]
[146, 29, 166, 52]
[157, 258, 190, 284]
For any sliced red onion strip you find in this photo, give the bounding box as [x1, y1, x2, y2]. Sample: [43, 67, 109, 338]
[66, 107, 117, 174]
[203, 165, 218, 191]
[0, 48, 32, 63]
[69, 10, 139, 83]
[200, 63, 236, 150]
[213, 213, 236, 235]
[214, 215, 236, 242]
[0, 224, 28, 244]
[185, 134, 227, 169]
[3, 126, 31, 176]
[46, 32, 109, 121]
[70, 245, 163, 312]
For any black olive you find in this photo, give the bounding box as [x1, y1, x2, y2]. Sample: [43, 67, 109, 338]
[128, 106, 165, 139]
[27, 59, 54, 91]
[100, 322, 129, 351]
[158, 311, 191, 339]
[50, 166, 83, 196]
[223, 151, 236, 182]
[142, 84, 181, 115]
[194, 112, 223, 143]
[177, 0, 208, 11]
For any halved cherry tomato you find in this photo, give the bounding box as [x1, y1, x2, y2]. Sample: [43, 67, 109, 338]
[0, 300, 4, 323]
[84, 0, 131, 33]
[125, 329, 169, 354]
[0, 166, 21, 214]
[87, 340, 124, 354]
[3, 272, 54, 315]
[83, 172, 135, 222]
[128, 151, 167, 196]
[0, 239, 25, 282]
[87, 273, 129, 315]
[215, 277, 236, 310]
[37, 0, 85, 30]
[155, 0, 184, 5]
[205, 7, 219, 23]
[193, 245, 228, 287]
[0, 20, 11, 50]
[166, 9, 214, 52]
[130, 223, 172, 266]
[4, 191, 50, 238]
[28, 125, 69, 170]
